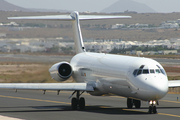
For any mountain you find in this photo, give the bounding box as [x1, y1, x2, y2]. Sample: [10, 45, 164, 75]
[101, 0, 156, 13]
[28, 8, 69, 13]
[0, 0, 31, 12]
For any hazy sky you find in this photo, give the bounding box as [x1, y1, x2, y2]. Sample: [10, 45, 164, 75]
[5, 0, 180, 13]
[133, 0, 180, 13]
[5, 0, 118, 12]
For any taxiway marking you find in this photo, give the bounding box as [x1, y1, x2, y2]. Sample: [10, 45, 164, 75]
[0, 94, 180, 118]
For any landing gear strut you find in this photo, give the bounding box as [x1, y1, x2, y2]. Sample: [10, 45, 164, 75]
[148, 100, 157, 114]
[127, 98, 141, 108]
[71, 91, 85, 110]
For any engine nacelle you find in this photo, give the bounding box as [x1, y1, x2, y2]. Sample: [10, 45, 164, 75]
[49, 61, 73, 82]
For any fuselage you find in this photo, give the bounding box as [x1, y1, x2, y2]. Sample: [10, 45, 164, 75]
[70, 52, 168, 101]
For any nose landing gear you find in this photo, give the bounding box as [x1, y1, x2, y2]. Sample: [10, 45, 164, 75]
[127, 98, 158, 114]
[148, 100, 157, 114]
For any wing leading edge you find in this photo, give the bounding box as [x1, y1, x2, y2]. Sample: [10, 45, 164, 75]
[0, 83, 94, 91]
[168, 80, 180, 87]
[8, 11, 131, 21]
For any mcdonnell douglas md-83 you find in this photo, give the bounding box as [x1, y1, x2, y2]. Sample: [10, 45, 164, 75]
[0, 11, 180, 114]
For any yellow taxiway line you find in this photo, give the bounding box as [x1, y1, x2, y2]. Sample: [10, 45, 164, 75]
[0, 93, 180, 118]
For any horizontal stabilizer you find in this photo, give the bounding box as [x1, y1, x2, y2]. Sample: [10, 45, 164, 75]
[168, 80, 180, 87]
[79, 15, 131, 20]
[8, 15, 73, 21]
[8, 11, 131, 21]
[0, 83, 94, 91]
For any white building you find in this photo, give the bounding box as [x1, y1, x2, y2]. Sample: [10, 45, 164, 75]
[135, 23, 148, 28]
[111, 24, 125, 29]
[161, 21, 179, 28]
[2, 22, 19, 26]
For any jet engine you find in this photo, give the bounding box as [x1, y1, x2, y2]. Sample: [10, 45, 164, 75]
[49, 61, 73, 82]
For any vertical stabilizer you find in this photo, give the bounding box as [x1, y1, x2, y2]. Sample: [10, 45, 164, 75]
[8, 11, 131, 54]
[70, 11, 86, 54]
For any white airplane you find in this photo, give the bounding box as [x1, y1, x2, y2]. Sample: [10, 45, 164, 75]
[0, 11, 180, 114]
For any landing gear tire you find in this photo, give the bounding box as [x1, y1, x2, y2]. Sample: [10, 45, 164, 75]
[79, 97, 85, 110]
[134, 100, 141, 108]
[71, 91, 86, 110]
[153, 106, 157, 114]
[148, 106, 152, 114]
[149, 106, 157, 114]
[127, 98, 133, 108]
[148, 101, 157, 114]
[71, 97, 78, 110]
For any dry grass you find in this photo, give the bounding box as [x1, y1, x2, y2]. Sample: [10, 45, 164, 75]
[1, 11, 180, 41]
[0, 63, 74, 83]
[163, 65, 180, 81]
[1, 11, 180, 26]
[2, 26, 180, 41]
[0, 63, 52, 83]
[163, 65, 180, 94]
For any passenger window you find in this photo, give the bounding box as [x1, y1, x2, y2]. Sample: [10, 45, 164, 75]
[143, 69, 149, 74]
[133, 69, 138, 76]
[155, 69, 161, 73]
[137, 70, 142, 75]
[150, 69, 155, 73]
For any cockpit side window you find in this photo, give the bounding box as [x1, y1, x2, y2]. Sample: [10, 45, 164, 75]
[156, 65, 160, 68]
[140, 65, 145, 69]
[137, 70, 142, 75]
[157, 65, 166, 75]
[133, 69, 138, 76]
[160, 69, 166, 75]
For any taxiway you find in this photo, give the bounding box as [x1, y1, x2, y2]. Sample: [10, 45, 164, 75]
[0, 89, 180, 120]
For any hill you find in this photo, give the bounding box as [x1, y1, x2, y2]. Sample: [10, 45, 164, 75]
[101, 0, 156, 13]
[0, 0, 31, 12]
[28, 8, 69, 13]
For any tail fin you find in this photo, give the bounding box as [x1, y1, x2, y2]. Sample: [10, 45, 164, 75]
[70, 11, 86, 53]
[8, 11, 131, 54]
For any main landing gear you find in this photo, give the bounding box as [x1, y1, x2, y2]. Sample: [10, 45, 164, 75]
[127, 98, 141, 108]
[71, 91, 85, 110]
[148, 100, 157, 114]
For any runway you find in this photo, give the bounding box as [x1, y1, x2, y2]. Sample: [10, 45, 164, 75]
[0, 54, 180, 65]
[0, 89, 180, 120]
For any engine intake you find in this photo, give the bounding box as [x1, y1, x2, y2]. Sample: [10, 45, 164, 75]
[49, 62, 73, 82]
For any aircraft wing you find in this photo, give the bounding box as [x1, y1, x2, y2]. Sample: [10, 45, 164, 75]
[168, 80, 180, 87]
[0, 83, 94, 91]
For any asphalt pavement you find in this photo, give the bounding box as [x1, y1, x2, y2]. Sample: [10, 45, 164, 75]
[0, 89, 180, 120]
[0, 54, 180, 65]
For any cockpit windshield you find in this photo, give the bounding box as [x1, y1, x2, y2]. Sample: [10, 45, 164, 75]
[133, 65, 166, 76]
[143, 69, 149, 74]
[150, 69, 155, 73]
[155, 69, 161, 73]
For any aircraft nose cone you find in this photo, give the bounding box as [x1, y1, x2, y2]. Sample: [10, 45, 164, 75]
[147, 76, 168, 100]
